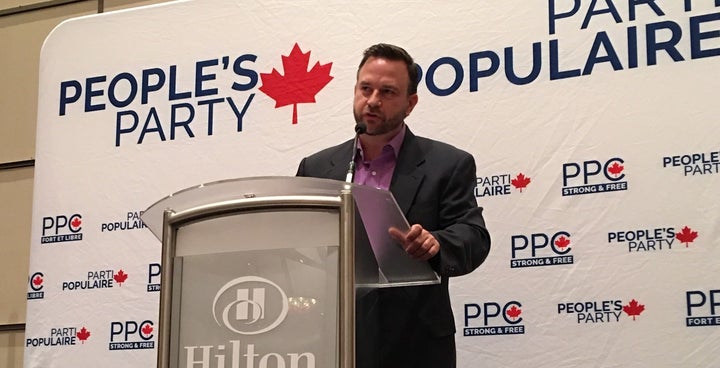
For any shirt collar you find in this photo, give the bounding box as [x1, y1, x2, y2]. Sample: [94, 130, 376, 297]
[387, 124, 407, 158]
[357, 124, 407, 160]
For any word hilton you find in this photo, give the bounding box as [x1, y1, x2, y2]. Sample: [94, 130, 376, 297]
[185, 341, 315, 368]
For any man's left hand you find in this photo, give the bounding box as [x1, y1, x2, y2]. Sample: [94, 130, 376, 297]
[389, 224, 440, 261]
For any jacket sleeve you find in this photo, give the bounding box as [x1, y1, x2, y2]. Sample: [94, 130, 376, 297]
[295, 157, 307, 176]
[428, 152, 491, 277]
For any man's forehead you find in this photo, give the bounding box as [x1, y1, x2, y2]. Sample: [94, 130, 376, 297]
[357, 58, 409, 84]
[360, 56, 406, 71]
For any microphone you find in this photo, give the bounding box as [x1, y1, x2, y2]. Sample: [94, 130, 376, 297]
[345, 122, 367, 183]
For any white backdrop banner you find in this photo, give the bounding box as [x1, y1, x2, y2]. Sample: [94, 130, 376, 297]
[26, 0, 720, 367]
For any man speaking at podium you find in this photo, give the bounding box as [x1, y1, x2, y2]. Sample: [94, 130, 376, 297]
[297, 43, 491, 368]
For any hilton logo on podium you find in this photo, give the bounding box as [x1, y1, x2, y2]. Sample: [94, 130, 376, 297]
[212, 276, 289, 335]
[184, 276, 316, 368]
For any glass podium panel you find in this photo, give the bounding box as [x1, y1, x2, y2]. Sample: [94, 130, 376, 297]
[169, 208, 338, 368]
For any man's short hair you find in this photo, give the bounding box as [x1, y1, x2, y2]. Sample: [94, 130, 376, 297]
[358, 43, 419, 95]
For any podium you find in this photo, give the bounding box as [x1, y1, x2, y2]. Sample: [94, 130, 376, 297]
[142, 177, 439, 368]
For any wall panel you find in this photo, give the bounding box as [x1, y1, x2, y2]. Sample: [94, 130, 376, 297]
[0, 1, 96, 163]
[0, 330, 24, 368]
[0, 166, 33, 325]
[105, 0, 172, 11]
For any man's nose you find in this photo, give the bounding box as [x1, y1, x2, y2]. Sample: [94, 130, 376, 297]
[367, 90, 382, 107]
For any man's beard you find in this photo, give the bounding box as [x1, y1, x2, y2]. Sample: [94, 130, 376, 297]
[354, 108, 405, 136]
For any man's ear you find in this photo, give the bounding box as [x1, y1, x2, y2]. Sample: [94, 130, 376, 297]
[406, 94, 418, 116]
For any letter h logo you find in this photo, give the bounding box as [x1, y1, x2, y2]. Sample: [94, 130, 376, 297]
[235, 288, 265, 323]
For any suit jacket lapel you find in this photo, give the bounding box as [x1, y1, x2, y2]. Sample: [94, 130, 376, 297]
[325, 140, 355, 181]
[390, 129, 425, 215]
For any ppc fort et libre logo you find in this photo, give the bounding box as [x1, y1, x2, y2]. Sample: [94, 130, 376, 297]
[41, 213, 83, 244]
[28, 271, 45, 300]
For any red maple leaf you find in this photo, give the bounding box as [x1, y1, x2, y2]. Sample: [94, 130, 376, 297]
[675, 226, 698, 247]
[554, 236, 571, 249]
[32, 275, 43, 286]
[113, 270, 128, 285]
[511, 173, 531, 192]
[505, 305, 522, 320]
[141, 323, 153, 336]
[622, 299, 645, 321]
[259, 43, 333, 124]
[608, 162, 624, 177]
[76, 327, 91, 343]
[71, 217, 82, 228]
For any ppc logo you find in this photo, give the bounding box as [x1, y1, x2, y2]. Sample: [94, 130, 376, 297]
[147, 263, 161, 292]
[686, 290, 720, 327]
[109, 320, 155, 350]
[27, 272, 45, 300]
[259, 43, 333, 124]
[463, 301, 525, 337]
[510, 231, 573, 268]
[41, 214, 83, 244]
[562, 157, 628, 196]
[212, 276, 289, 335]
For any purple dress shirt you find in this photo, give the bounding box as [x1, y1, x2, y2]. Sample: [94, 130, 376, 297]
[354, 125, 407, 190]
